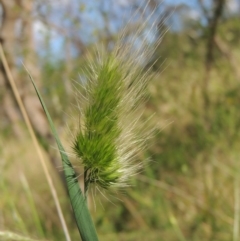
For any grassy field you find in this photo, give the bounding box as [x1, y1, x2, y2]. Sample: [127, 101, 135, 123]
[1, 16, 240, 241]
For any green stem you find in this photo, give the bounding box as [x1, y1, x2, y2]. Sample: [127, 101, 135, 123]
[84, 168, 89, 201]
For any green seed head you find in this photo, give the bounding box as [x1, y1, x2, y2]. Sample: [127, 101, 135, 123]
[73, 26, 156, 190]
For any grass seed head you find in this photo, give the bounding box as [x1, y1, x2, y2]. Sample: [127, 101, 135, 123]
[73, 15, 157, 190]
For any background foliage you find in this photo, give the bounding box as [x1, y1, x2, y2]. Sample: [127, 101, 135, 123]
[1, 0, 240, 240]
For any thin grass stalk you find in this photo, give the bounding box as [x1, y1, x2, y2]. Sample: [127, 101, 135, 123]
[84, 167, 89, 199]
[169, 212, 187, 241]
[0, 231, 44, 241]
[233, 169, 240, 241]
[0, 44, 71, 241]
[20, 173, 45, 238]
[0, 179, 28, 234]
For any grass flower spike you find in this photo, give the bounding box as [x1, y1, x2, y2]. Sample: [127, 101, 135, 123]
[73, 39, 154, 191]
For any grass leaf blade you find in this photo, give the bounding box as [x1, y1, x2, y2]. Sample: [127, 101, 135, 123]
[29, 75, 99, 241]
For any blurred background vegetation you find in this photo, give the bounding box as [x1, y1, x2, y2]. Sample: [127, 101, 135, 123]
[1, 0, 240, 240]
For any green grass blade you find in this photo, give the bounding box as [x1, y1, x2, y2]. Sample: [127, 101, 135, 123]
[30, 76, 99, 241]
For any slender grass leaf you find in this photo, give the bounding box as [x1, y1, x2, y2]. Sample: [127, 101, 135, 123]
[30, 76, 99, 241]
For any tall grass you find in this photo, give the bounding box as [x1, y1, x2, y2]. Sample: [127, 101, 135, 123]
[1, 4, 240, 241]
